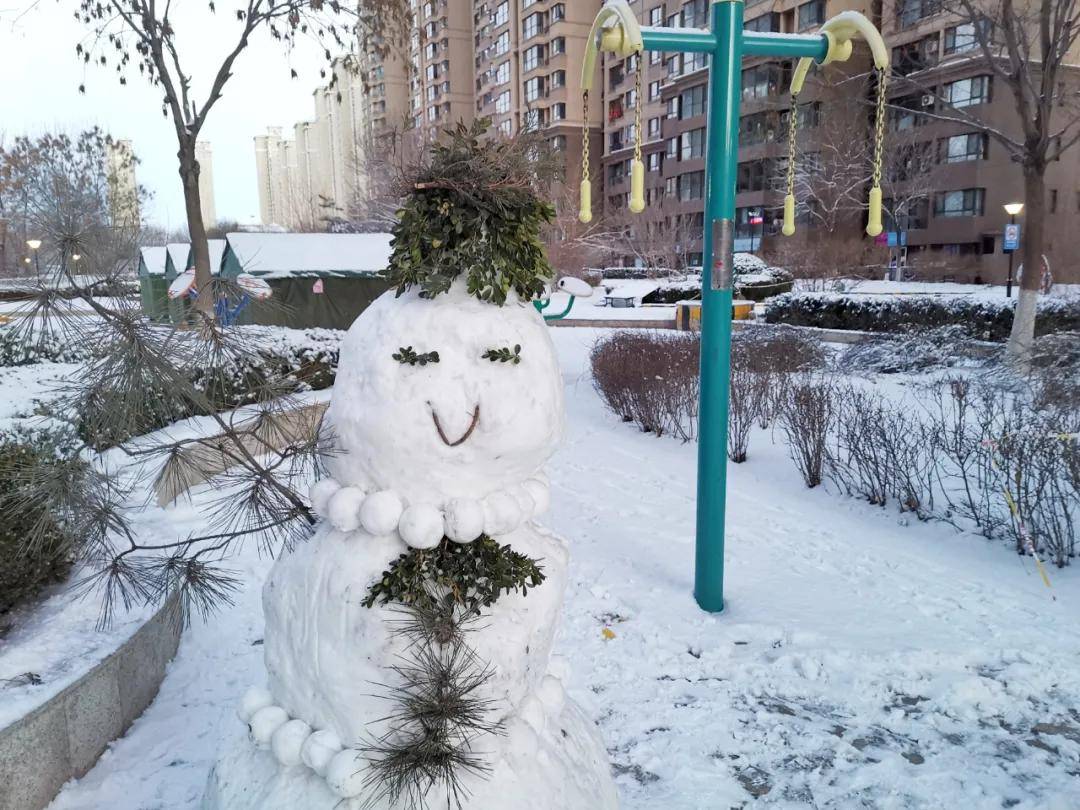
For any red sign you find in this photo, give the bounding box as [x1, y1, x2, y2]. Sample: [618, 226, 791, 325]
[749, 216, 764, 225]
[312, 279, 325, 294]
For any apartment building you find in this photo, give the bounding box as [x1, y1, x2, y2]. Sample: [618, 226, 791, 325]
[411, 0, 475, 139]
[254, 60, 373, 229]
[106, 140, 140, 227]
[194, 141, 218, 226]
[881, 0, 1080, 281]
[599, 0, 874, 268]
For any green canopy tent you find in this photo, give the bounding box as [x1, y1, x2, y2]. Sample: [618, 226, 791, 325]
[220, 232, 392, 330]
[137, 246, 169, 322]
[164, 242, 191, 325]
[164, 240, 226, 324]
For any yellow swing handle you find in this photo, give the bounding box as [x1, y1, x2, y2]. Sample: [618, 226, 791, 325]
[784, 12, 890, 237]
[579, 2, 644, 223]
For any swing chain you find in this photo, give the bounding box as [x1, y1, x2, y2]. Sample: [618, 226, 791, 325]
[785, 94, 799, 203]
[633, 55, 644, 167]
[582, 89, 591, 186]
[870, 66, 888, 189]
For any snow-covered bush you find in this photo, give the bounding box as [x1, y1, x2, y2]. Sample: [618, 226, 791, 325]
[733, 253, 794, 302]
[764, 293, 1080, 340]
[0, 438, 72, 623]
[0, 326, 99, 366]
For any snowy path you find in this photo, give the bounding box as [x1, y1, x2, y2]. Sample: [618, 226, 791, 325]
[48, 328, 1079, 809]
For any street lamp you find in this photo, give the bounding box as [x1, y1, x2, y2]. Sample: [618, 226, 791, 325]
[1003, 202, 1023, 298]
[26, 239, 42, 277]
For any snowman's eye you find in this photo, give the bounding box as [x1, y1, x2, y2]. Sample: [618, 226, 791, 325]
[393, 346, 440, 366]
[481, 345, 522, 365]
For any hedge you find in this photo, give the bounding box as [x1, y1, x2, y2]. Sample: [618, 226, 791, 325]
[763, 293, 1080, 340]
[0, 440, 72, 622]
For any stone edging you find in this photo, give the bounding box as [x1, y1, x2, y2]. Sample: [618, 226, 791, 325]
[0, 598, 183, 810]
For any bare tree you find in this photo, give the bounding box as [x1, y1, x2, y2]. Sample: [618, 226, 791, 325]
[70, 0, 409, 316]
[896, 0, 1080, 364]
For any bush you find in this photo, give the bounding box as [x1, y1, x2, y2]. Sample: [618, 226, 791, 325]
[779, 375, 836, 488]
[0, 440, 72, 623]
[590, 331, 700, 441]
[764, 293, 1080, 340]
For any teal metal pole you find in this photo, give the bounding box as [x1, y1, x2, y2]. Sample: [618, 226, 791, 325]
[741, 31, 828, 60]
[694, 0, 743, 613]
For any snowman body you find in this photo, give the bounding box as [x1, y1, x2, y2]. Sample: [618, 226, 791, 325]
[204, 283, 618, 809]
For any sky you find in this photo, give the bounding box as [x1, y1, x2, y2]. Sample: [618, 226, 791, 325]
[0, 1, 346, 229]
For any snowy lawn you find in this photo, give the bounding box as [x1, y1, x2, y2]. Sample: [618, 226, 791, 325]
[47, 328, 1079, 809]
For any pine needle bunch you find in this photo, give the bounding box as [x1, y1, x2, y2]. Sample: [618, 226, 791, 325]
[362, 604, 503, 810]
[0, 130, 325, 629]
[385, 119, 559, 305]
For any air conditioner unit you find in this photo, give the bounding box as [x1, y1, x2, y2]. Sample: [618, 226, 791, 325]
[921, 94, 936, 106]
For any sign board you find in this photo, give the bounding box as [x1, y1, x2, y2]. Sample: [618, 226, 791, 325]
[312, 278, 325, 295]
[167, 269, 196, 299]
[1003, 223, 1020, 252]
[887, 231, 907, 247]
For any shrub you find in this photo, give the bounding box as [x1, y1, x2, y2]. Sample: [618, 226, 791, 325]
[764, 293, 1080, 340]
[0, 440, 72, 623]
[590, 331, 700, 441]
[779, 375, 836, 488]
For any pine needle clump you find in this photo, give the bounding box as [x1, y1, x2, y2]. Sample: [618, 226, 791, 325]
[385, 119, 558, 305]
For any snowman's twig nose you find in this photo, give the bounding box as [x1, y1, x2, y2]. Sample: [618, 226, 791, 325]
[429, 402, 481, 447]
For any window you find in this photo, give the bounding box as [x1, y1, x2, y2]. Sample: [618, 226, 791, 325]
[551, 135, 567, 150]
[496, 61, 511, 85]
[494, 31, 510, 55]
[665, 177, 678, 198]
[938, 132, 987, 163]
[425, 42, 438, 59]
[650, 50, 663, 66]
[551, 3, 565, 22]
[550, 36, 566, 55]
[666, 97, 680, 119]
[797, 0, 824, 29]
[523, 12, 544, 40]
[934, 188, 985, 217]
[745, 13, 780, 33]
[523, 109, 543, 131]
[626, 88, 638, 109]
[742, 63, 782, 99]
[892, 34, 939, 75]
[609, 63, 625, 88]
[883, 197, 929, 231]
[679, 171, 705, 201]
[551, 102, 566, 121]
[944, 75, 990, 108]
[736, 159, 770, 192]
[679, 85, 707, 119]
[944, 21, 989, 54]
[666, 136, 678, 159]
[608, 98, 624, 122]
[647, 152, 662, 172]
[648, 117, 661, 138]
[550, 70, 565, 89]
[425, 64, 440, 81]
[524, 44, 545, 71]
[493, 1, 508, 26]
[897, 0, 941, 29]
[680, 127, 706, 161]
[524, 76, 545, 102]
[682, 0, 708, 27]
[498, 119, 512, 136]
[780, 101, 820, 131]
[649, 5, 664, 25]
[649, 80, 662, 101]
[890, 94, 928, 130]
[495, 91, 511, 114]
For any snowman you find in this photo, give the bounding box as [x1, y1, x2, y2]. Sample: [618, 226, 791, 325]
[204, 128, 618, 810]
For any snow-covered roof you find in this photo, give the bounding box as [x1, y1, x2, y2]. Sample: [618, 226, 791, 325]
[194, 239, 226, 275]
[224, 232, 393, 277]
[165, 243, 190, 275]
[139, 246, 167, 276]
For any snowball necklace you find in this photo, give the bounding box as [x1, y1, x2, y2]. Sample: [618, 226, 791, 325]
[308, 473, 551, 548]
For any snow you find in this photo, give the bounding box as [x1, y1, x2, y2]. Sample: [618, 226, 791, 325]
[165, 242, 190, 275]
[41, 327, 1080, 810]
[139, 246, 167, 276]
[224, 232, 393, 277]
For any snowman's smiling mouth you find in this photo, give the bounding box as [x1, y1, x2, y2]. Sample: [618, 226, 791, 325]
[429, 403, 480, 447]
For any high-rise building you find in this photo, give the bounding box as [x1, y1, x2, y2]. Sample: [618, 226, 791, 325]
[195, 141, 218, 226]
[411, 0, 475, 139]
[254, 127, 298, 227]
[881, 0, 1080, 280]
[106, 140, 140, 226]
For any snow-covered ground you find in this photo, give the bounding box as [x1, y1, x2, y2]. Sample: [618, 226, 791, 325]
[44, 328, 1079, 809]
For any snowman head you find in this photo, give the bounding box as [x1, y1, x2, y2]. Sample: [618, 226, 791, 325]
[325, 280, 563, 504]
